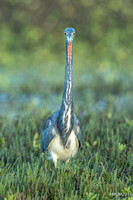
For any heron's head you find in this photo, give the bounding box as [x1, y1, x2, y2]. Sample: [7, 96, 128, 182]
[64, 28, 75, 45]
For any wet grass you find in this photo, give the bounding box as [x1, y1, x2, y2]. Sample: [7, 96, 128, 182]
[0, 65, 133, 199]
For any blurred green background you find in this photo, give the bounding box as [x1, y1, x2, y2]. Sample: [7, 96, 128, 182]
[0, 0, 133, 116]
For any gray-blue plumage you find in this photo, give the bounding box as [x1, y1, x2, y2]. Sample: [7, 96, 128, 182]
[41, 111, 81, 152]
[41, 27, 82, 166]
[41, 110, 59, 152]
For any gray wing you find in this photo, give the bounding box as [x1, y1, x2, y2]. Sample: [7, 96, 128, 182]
[41, 110, 59, 152]
[74, 114, 82, 148]
[41, 129, 55, 152]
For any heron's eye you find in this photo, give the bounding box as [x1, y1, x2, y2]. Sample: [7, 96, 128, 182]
[72, 33, 75, 38]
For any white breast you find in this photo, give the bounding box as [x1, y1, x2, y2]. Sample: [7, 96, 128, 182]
[48, 130, 78, 162]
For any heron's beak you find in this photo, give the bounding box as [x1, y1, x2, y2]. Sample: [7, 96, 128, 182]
[67, 34, 72, 46]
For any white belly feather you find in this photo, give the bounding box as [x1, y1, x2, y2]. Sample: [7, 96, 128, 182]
[48, 130, 78, 163]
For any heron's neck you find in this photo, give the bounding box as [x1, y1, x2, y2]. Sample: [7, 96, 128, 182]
[57, 40, 74, 146]
[64, 41, 74, 105]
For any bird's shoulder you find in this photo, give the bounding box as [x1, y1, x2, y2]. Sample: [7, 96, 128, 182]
[42, 110, 59, 130]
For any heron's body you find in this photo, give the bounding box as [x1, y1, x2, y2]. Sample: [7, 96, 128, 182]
[48, 130, 78, 165]
[41, 28, 81, 166]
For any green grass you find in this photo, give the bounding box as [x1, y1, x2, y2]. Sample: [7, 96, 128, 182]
[0, 65, 133, 200]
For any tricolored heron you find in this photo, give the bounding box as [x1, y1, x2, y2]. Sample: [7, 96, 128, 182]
[41, 28, 81, 166]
